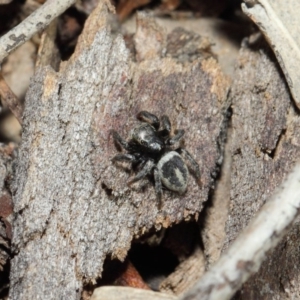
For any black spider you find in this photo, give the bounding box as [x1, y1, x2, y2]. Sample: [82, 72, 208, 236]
[111, 111, 200, 201]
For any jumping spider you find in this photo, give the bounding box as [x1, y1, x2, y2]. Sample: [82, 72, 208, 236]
[111, 111, 200, 201]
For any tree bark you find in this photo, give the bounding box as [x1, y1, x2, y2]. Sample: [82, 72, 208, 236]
[9, 1, 230, 299]
[225, 37, 300, 299]
[168, 35, 300, 300]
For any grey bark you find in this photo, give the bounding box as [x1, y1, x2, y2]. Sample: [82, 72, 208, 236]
[242, 0, 300, 111]
[180, 162, 300, 300]
[0, 156, 13, 252]
[9, 1, 230, 299]
[224, 38, 300, 299]
[225, 38, 298, 248]
[169, 35, 300, 300]
[0, 144, 14, 295]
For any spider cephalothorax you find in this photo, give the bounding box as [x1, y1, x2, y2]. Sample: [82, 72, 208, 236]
[111, 111, 200, 201]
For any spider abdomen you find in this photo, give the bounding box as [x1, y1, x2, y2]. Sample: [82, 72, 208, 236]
[157, 151, 189, 194]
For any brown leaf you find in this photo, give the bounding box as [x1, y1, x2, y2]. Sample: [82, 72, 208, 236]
[115, 260, 151, 290]
[117, 0, 152, 21]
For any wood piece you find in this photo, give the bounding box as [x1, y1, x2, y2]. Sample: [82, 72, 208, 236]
[242, 0, 300, 109]
[0, 143, 15, 297]
[134, 11, 166, 62]
[160, 246, 205, 295]
[201, 126, 232, 268]
[91, 286, 177, 300]
[222, 38, 300, 299]
[180, 162, 300, 300]
[123, 16, 249, 77]
[0, 219, 10, 271]
[0, 0, 76, 63]
[10, 1, 230, 299]
[0, 73, 23, 124]
[224, 39, 296, 249]
[177, 35, 300, 300]
[235, 223, 300, 299]
[36, 19, 60, 71]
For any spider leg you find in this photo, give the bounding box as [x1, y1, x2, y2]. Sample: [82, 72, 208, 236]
[111, 130, 131, 151]
[127, 160, 155, 185]
[177, 148, 201, 183]
[137, 111, 160, 130]
[167, 129, 185, 146]
[111, 153, 139, 164]
[153, 167, 162, 204]
[158, 115, 171, 137]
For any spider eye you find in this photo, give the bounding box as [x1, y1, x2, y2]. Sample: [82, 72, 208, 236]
[140, 140, 148, 147]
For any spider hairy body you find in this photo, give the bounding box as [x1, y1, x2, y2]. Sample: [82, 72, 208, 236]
[111, 111, 200, 202]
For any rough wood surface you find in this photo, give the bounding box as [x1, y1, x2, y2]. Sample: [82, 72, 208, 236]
[179, 162, 300, 300]
[159, 245, 205, 295]
[170, 36, 300, 300]
[225, 39, 290, 247]
[242, 0, 300, 110]
[0, 144, 14, 296]
[0, 219, 9, 271]
[224, 38, 300, 298]
[36, 19, 60, 71]
[91, 286, 176, 300]
[235, 221, 300, 299]
[200, 126, 232, 269]
[10, 1, 230, 299]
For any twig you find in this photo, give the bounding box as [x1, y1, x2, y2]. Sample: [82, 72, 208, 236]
[180, 162, 300, 300]
[0, 0, 76, 64]
[0, 74, 23, 124]
[242, 0, 300, 110]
